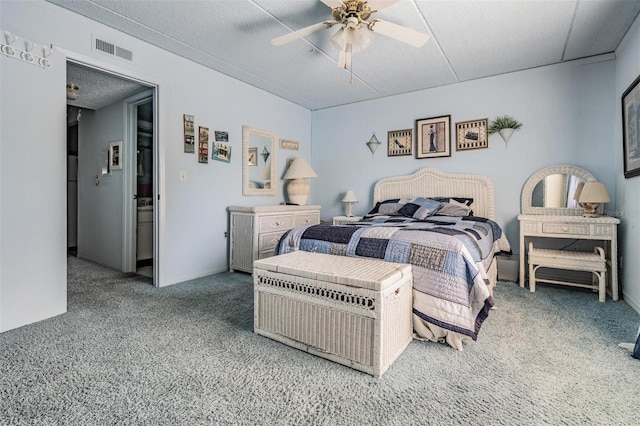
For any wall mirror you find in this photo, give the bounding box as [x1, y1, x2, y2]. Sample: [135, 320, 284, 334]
[243, 125, 276, 196]
[521, 165, 596, 215]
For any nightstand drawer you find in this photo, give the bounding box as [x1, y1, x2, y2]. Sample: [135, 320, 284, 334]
[259, 230, 288, 252]
[259, 215, 293, 232]
[542, 223, 589, 235]
[294, 212, 319, 227]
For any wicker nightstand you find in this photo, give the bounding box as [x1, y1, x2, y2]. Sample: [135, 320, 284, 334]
[332, 215, 363, 225]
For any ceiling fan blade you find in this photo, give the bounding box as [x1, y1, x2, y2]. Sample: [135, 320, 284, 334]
[366, 0, 400, 12]
[320, 0, 344, 8]
[368, 19, 429, 47]
[271, 22, 334, 46]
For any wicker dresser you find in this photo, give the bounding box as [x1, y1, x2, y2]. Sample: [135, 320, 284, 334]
[228, 205, 321, 273]
[253, 251, 413, 377]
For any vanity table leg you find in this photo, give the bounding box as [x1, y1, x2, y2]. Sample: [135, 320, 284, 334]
[519, 235, 526, 288]
[611, 231, 619, 301]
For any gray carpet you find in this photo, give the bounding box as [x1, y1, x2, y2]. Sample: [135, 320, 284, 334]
[1, 256, 639, 425]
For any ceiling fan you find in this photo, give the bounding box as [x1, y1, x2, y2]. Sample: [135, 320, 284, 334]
[271, 0, 430, 70]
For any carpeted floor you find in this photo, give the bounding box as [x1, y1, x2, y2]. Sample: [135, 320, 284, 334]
[1, 256, 639, 425]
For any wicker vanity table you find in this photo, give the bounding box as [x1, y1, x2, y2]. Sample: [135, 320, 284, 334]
[518, 165, 619, 300]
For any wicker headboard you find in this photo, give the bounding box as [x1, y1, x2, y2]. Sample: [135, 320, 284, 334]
[372, 168, 495, 220]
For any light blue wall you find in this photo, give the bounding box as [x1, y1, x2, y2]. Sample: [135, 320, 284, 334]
[311, 58, 617, 257]
[0, 1, 312, 331]
[615, 16, 640, 313]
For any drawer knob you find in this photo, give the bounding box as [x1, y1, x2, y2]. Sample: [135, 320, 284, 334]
[562, 226, 568, 232]
[303, 219, 309, 224]
[273, 221, 280, 226]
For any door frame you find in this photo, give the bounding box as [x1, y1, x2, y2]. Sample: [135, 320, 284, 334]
[59, 48, 163, 287]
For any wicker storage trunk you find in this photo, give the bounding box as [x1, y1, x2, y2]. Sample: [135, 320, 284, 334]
[253, 251, 413, 378]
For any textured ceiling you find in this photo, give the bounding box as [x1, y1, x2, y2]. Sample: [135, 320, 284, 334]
[51, 0, 640, 111]
[67, 61, 149, 110]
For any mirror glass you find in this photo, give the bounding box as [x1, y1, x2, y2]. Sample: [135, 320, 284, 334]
[521, 165, 596, 215]
[243, 126, 276, 196]
[531, 174, 584, 208]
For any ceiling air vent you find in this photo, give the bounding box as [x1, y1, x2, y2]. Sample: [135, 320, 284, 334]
[115, 46, 133, 61]
[93, 36, 133, 61]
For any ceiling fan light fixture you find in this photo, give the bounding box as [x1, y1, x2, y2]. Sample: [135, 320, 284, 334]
[330, 26, 373, 53]
[67, 83, 79, 100]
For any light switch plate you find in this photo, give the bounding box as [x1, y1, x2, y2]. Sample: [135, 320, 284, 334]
[179, 171, 187, 181]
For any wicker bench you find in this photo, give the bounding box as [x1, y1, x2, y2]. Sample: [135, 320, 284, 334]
[253, 251, 413, 378]
[528, 242, 608, 302]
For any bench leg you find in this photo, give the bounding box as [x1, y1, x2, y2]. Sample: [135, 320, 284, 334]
[597, 271, 606, 303]
[529, 263, 536, 293]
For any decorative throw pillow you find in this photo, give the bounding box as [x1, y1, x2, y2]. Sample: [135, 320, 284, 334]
[368, 199, 401, 215]
[435, 199, 473, 217]
[368, 198, 410, 215]
[397, 197, 443, 220]
[431, 196, 474, 206]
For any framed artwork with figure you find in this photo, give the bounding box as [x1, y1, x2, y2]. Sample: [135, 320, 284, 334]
[622, 73, 640, 178]
[415, 115, 451, 159]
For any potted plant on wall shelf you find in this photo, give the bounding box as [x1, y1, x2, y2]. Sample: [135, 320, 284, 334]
[488, 115, 523, 148]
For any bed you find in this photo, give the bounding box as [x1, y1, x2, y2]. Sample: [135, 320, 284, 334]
[276, 168, 510, 350]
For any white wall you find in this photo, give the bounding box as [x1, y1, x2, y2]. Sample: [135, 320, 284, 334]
[311, 57, 617, 256]
[77, 104, 124, 270]
[0, 1, 311, 331]
[615, 16, 640, 313]
[0, 17, 67, 331]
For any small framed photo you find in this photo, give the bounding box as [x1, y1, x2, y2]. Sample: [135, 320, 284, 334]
[455, 118, 488, 151]
[212, 142, 231, 163]
[387, 129, 413, 156]
[183, 114, 195, 153]
[280, 139, 299, 150]
[198, 126, 209, 164]
[214, 131, 228, 142]
[622, 74, 640, 178]
[248, 147, 258, 166]
[415, 115, 451, 159]
[109, 141, 123, 170]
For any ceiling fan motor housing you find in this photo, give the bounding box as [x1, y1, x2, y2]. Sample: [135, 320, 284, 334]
[332, 0, 373, 25]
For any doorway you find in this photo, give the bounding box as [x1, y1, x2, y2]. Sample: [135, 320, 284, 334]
[66, 60, 158, 284]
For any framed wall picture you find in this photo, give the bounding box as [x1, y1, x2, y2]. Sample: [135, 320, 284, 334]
[455, 118, 488, 151]
[214, 131, 228, 142]
[183, 114, 195, 153]
[109, 141, 123, 170]
[212, 142, 231, 163]
[387, 129, 413, 156]
[415, 115, 451, 159]
[198, 126, 209, 164]
[280, 139, 299, 150]
[622, 74, 640, 178]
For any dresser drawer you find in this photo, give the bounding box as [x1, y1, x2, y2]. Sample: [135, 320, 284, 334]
[294, 212, 319, 227]
[259, 214, 293, 232]
[542, 223, 589, 235]
[259, 230, 288, 252]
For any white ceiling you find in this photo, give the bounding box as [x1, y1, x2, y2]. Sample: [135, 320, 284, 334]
[50, 0, 640, 111]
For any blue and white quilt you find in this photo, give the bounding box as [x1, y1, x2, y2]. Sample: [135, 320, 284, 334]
[276, 215, 508, 350]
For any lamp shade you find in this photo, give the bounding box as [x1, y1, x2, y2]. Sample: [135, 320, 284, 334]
[283, 158, 317, 180]
[578, 182, 611, 203]
[342, 190, 358, 203]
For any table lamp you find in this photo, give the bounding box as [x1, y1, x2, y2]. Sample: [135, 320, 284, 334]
[283, 157, 317, 205]
[578, 182, 610, 217]
[341, 190, 358, 217]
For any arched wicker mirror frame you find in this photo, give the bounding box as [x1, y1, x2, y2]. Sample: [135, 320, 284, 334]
[521, 165, 597, 215]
